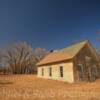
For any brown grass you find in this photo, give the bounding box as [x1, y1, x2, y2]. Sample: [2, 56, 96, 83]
[0, 75, 100, 100]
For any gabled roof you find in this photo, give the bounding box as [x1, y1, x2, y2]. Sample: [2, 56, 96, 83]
[37, 40, 89, 66]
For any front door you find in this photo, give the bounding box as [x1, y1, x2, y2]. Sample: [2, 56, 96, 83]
[77, 64, 85, 81]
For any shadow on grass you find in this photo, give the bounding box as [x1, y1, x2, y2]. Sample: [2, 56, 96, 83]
[0, 80, 13, 85]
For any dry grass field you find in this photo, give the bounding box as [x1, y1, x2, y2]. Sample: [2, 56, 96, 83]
[0, 75, 100, 100]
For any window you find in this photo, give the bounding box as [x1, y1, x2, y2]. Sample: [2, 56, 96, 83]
[49, 67, 52, 76]
[42, 68, 44, 76]
[60, 66, 63, 77]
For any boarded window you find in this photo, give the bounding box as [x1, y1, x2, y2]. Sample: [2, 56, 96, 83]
[49, 67, 52, 76]
[42, 68, 44, 76]
[60, 66, 63, 77]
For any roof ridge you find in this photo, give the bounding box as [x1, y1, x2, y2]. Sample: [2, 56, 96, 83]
[51, 40, 88, 53]
[59, 40, 88, 52]
[69, 39, 88, 46]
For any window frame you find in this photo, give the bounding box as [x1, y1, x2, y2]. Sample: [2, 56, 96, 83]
[41, 68, 44, 76]
[60, 66, 63, 77]
[49, 67, 52, 77]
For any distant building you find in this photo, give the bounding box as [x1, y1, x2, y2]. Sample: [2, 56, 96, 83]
[37, 40, 100, 83]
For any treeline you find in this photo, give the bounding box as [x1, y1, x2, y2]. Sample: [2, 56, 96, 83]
[0, 42, 49, 74]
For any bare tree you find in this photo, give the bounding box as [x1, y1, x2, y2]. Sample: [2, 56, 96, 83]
[34, 48, 49, 60]
[2, 42, 38, 74]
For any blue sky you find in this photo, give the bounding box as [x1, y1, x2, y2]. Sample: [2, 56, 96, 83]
[0, 0, 100, 50]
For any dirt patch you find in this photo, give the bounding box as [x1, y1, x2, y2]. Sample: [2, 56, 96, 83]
[0, 80, 13, 85]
